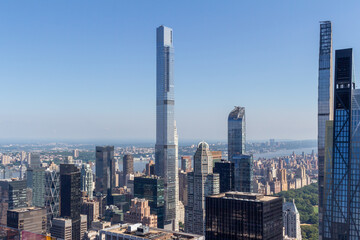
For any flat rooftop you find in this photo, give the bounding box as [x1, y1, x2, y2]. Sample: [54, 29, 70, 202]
[102, 224, 202, 240]
[210, 192, 280, 202]
[9, 207, 44, 213]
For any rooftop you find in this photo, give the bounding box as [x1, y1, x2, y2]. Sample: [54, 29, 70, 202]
[8, 207, 44, 213]
[210, 191, 280, 202]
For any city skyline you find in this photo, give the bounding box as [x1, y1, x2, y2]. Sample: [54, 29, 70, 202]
[2, 1, 360, 141]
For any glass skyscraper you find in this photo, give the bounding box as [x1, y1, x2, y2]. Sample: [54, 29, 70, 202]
[228, 106, 246, 161]
[95, 146, 115, 200]
[323, 48, 360, 239]
[155, 25, 178, 231]
[318, 21, 333, 237]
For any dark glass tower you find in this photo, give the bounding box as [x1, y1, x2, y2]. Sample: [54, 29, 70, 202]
[60, 163, 81, 240]
[95, 146, 115, 198]
[228, 106, 245, 161]
[206, 192, 283, 240]
[323, 48, 360, 239]
[318, 21, 333, 237]
[134, 176, 165, 228]
[213, 160, 235, 193]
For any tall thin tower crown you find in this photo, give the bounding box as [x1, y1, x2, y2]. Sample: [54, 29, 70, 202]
[155, 25, 178, 231]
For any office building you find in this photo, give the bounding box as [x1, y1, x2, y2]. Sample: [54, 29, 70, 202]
[214, 160, 235, 193]
[7, 207, 47, 235]
[318, 21, 333, 236]
[99, 223, 204, 240]
[45, 168, 60, 230]
[205, 192, 283, 240]
[232, 154, 253, 192]
[228, 106, 246, 161]
[29, 152, 41, 169]
[51, 218, 72, 240]
[322, 49, 360, 239]
[283, 200, 302, 240]
[81, 164, 94, 200]
[134, 176, 165, 228]
[26, 167, 46, 207]
[145, 160, 155, 176]
[181, 156, 192, 172]
[123, 154, 134, 184]
[60, 163, 81, 240]
[96, 146, 115, 199]
[0, 179, 27, 225]
[81, 199, 99, 229]
[124, 198, 158, 227]
[185, 142, 220, 235]
[155, 25, 178, 231]
[179, 170, 188, 206]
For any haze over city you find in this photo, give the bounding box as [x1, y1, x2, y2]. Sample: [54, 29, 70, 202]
[1, 1, 360, 142]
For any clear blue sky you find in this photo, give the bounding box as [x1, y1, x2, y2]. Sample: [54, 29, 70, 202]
[0, 0, 359, 142]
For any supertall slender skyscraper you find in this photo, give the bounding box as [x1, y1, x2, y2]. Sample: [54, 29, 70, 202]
[318, 21, 333, 236]
[155, 25, 178, 231]
[323, 48, 360, 239]
[228, 106, 245, 161]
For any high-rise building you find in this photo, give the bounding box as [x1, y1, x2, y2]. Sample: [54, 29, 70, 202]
[73, 149, 79, 158]
[29, 152, 41, 169]
[26, 167, 46, 207]
[214, 160, 235, 193]
[185, 142, 220, 235]
[179, 170, 188, 206]
[228, 106, 245, 161]
[7, 207, 47, 235]
[0, 179, 27, 225]
[81, 199, 99, 229]
[322, 48, 360, 239]
[45, 168, 60, 230]
[51, 218, 72, 240]
[123, 154, 134, 184]
[205, 192, 283, 240]
[124, 198, 158, 227]
[95, 146, 115, 199]
[134, 176, 165, 228]
[155, 25, 178, 231]
[232, 154, 253, 192]
[318, 21, 333, 236]
[283, 200, 302, 240]
[181, 156, 192, 172]
[81, 164, 93, 200]
[60, 163, 81, 240]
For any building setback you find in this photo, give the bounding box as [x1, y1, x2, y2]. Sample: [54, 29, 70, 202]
[205, 192, 283, 240]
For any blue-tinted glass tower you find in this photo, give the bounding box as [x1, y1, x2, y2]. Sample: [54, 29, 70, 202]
[155, 25, 178, 231]
[228, 106, 245, 161]
[323, 48, 360, 240]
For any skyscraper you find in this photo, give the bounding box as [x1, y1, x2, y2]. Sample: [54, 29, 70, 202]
[323, 48, 360, 239]
[60, 163, 81, 240]
[26, 167, 46, 207]
[185, 142, 219, 235]
[205, 192, 283, 240]
[283, 200, 302, 240]
[45, 168, 60, 230]
[228, 106, 245, 161]
[95, 146, 115, 199]
[123, 154, 134, 184]
[318, 21, 333, 236]
[155, 25, 178, 231]
[213, 160, 235, 193]
[232, 154, 253, 192]
[81, 164, 93, 200]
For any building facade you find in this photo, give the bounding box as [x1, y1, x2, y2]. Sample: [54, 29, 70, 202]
[50, 218, 72, 240]
[60, 163, 81, 240]
[318, 21, 333, 237]
[81, 164, 93, 200]
[214, 160, 235, 193]
[45, 168, 60, 230]
[134, 176, 165, 228]
[95, 146, 115, 199]
[123, 154, 134, 184]
[26, 168, 46, 207]
[124, 198, 158, 227]
[322, 48, 360, 239]
[283, 200, 302, 240]
[7, 207, 47, 235]
[185, 142, 220, 235]
[205, 192, 283, 240]
[228, 106, 246, 161]
[155, 25, 178, 231]
[232, 154, 253, 192]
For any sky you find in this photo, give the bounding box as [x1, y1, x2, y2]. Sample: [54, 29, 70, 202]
[1, 0, 360, 143]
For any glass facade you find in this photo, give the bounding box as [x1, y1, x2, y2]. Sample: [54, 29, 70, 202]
[228, 106, 246, 161]
[232, 154, 253, 192]
[323, 48, 360, 239]
[45, 169, 60, 231]
[318, 21, 333, 237]
[205, 193, 283, 240]
[213, 160, 235, 193]
[134, 176, 165, 228]
[95, 146, 115, 199]
[155, 25, 178, 230]
[81, 164, 93, 200]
